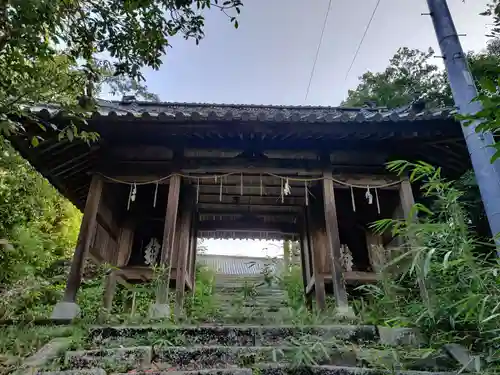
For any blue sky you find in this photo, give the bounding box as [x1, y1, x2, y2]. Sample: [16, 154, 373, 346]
[137, 0, 492, 256]
[141, 0, 491, 107]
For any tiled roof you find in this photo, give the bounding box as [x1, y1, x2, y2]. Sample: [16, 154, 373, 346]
[198, 231, 296, 241]
[27, 100, 456, 124]
[197, 254, 283, 275]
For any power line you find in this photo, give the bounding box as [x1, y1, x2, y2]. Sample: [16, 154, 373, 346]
[343, 0, 382, 83]
[304, 0, 333, 103]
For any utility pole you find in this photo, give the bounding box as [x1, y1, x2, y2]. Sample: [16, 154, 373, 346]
[426, 0, 500, 244]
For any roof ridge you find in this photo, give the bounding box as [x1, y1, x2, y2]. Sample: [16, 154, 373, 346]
[199, 254, 282, 261]
[99, 99, 386, 112]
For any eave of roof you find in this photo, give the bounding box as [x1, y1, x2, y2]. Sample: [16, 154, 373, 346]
[26, 100, 457, 124]
[11, 100, 466, 226]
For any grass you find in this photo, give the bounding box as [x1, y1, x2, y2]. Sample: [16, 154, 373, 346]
[5, 159, 500, 374]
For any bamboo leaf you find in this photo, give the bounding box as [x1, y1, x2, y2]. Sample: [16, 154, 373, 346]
[423, 248, 437, 277]
[481, 313, 500, 324]
[442, 251, 453, 269]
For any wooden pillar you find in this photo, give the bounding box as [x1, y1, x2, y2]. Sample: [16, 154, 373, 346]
[366, 232, 385, 273]
[190, 214, 199, 289]
[62, 175, 103, 302]
[299, 214, 313, 309]
[322, 171, 349, 310]
[307, 205, 326, 310]
[186, 213, 194, 285]
[175, 189, 195, 317]
[103, 219, 134, 312]
[399, 179, 415, 219]
[283, 240, 291, 271]
[155, 174, 181, 307]
[398, 178, 431, 308]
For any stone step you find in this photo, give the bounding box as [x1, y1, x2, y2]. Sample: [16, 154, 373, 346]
[216, 289, 286, 295]
[89, 325, 380, 347]
[215, 299, 289, 308]
[37, 367, 455, 375]
[215, 306, 290, 317]
[217, 287, 285, 293]
[155, 347, 455, 372]
[65, 346, 152, 370]
[36, 370, 106, 375]
[216, 291, 286, 298]
[254, 365, 454, 375]
[61, 344, 457, 374]
[153, 345, 358, 370]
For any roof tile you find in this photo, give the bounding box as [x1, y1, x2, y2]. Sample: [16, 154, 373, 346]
[25, 100, 456, 124]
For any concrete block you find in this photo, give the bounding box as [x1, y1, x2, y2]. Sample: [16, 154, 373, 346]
[16, 338, 71, 375]
[335, 306, 357, 320]
[149, 303, 171, 319]
[377, 326, 424, 346]
[444, 343, 482, 372]
[51, 302, 80, 320]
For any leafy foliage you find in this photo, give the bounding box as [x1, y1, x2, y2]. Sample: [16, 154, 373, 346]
[343, 48, 452, 109]
[184, 262, 219, 321]
[359, 160, 500, 370]
[343, 42, 500, 111]
[482, 0, 500, 38]
[0, 0, 242, 141]
[0, 138, 80, 286]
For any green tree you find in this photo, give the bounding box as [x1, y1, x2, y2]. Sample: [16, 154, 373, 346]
[343, 44, 500, 110]
[0, 138, 81, 285]
[463, 2, 500, 161]
[343, 47, 452, 109]
[482, 0, 500, 37]
[0, 0, 242, 139]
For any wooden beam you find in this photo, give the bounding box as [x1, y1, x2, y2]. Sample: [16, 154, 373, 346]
[198, 202, 301, 210]
[62, 175, 103, 302]
[102, 220, 135, 314]
[96, 213, 118, 241]
[399, 179, 416, 220]
[101, 158, 326, 173]
[322, 171, 348, 309]
[175, 188, 195, 317]
[398, 178, 431, 308]
[199, 192, 307, 199]
[299, 215, 313, 309]
[305, 277, 315, 295]
[115, 221, 135, 267]
[307, 205, 326, 310]
[51, 152, 91, 174]
[98, 158, 394, 177]
[53, 158, 93, 178]
[198, 220, 298, 234]
[300, 215, 312, 285]
[322, 271, 379, 283]
[199, 209, 296, 218]
[190, 213, 199, 290]
[156, 174, 181, 305]
[116, 266, 182, 281]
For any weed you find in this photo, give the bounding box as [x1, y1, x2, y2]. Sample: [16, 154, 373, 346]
[360, 160, 500, 372]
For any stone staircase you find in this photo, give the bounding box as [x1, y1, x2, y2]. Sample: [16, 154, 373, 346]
[24, 274, 461, 374]
[32, 325, 458, 374]
[213, 274, 289, 318]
